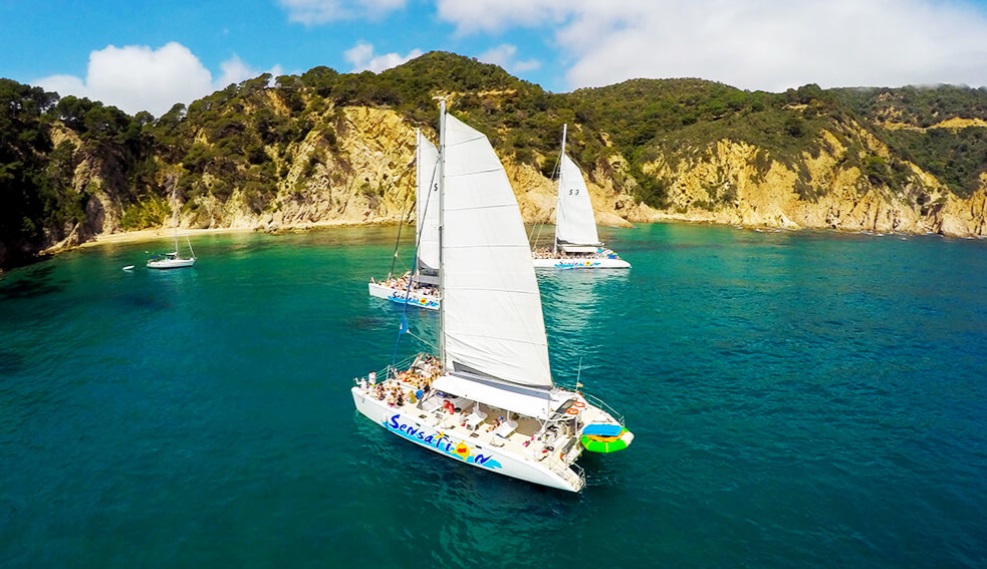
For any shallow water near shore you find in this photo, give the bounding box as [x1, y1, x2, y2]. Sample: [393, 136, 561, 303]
[1, 223, 986, 568]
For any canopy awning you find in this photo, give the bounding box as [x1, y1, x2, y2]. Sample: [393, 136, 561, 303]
[431, 374, 568, 421]
[560, 245, 601, 253]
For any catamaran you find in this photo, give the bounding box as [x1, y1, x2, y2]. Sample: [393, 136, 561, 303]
[368, 129, 442, 310]
[352, 103, 633, 492]
[532, 125, 630, 269]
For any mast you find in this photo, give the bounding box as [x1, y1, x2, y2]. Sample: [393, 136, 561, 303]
[554, 124, 568, 254]
[438, 99, 447, 367]
[415, 127, 421, 277]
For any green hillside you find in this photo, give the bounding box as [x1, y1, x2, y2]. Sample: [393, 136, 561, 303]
[3, 51, 987, 270]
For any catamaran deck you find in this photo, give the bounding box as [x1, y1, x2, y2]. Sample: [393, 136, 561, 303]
[354, 362, 604, 490]
[359, 379, 585, 463]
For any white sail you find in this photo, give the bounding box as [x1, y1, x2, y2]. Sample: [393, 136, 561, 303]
[555, 152, 601, 247]
[352, 106, 631, 493]
[415, 132, 440, 272]
[441, 113, 553, 389]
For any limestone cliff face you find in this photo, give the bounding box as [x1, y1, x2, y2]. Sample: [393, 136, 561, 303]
[46, 125, 133, 252]
[508, 158, 632, 229]
[253, 106, 631, 232]
[175, 106, 418, 231]
[57, 107, 986, 248]
[634, 122, 987, 237]
[112, 105, 632, 235]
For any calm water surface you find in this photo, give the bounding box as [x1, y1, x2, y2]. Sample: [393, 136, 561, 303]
[1, 224, 985, 568]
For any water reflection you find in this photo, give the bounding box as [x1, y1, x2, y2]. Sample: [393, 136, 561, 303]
[538, 269, 629, 384]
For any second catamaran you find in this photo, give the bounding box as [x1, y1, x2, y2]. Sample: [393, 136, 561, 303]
[532, 125, 630, 269]
[368, 129, 442, 309]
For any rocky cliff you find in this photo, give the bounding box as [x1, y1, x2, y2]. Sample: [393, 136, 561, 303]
[4, 56, 987, 271]
[634, 126, 987, 236]
[46, 105, 987, 259]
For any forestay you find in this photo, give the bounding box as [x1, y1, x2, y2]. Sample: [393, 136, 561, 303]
[440, 113, 554, 389]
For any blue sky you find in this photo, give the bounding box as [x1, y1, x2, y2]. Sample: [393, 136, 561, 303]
[3, 0, 987, 116]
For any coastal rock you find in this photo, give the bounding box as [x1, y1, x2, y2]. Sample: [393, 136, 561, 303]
[35, 106, 987, 260]
[631, 125, 986, 237]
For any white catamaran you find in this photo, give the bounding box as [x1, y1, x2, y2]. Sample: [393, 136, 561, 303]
[532, 125, 630, 269]
[368, 129, 442, 310]
[352, 103, 633, 492]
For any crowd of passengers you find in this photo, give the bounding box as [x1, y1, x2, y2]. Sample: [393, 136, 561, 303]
[371, 273, 439, 297]
[360, 354, 441, 407]
[532, 247, 619, 260]
[360, 355, 578, 454]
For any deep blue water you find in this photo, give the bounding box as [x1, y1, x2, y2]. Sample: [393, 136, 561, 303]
[1, 224, 986, 568]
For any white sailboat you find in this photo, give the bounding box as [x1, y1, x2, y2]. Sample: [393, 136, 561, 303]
[146, 231, 196, 269]
[147, 187, 196, 270]
[147, 191, 196, 270]
[368, 129, 442, 310]
[352, 103, 633, 492]
[532, 125, 630, 269]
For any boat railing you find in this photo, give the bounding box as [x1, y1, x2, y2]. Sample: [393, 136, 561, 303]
[541, 438, 587, 491]
[568, 461, 586, 490]
[354, 353, 424, 386]
[578, 390, 626, 425]
[548, 458, 585, 491]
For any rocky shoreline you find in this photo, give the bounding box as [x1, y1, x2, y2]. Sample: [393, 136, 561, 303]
[55, 211, 987, 260]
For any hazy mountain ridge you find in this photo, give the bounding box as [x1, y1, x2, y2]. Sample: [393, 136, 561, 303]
[2, 51, 987, 270]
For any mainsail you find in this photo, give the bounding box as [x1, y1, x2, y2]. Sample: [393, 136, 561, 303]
[555, 152, 601, 247]
[415, 131, 441, 273]
[440, 112, 553, 389]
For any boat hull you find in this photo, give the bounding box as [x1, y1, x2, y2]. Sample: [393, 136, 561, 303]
[532, 257, 630, 269]
[351, 386, 583, 492]
[368, 282, 440, 310]
[146, 258, 195, 269]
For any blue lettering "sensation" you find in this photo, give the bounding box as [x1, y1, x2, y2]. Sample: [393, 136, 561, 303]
[385, 414, 501, 468]
[554, 261, 601, 269]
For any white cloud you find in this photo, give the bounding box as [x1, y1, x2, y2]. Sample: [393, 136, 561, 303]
[279, 0, 406, 25]
[33, 42, 274, 116]
[345, 41, 423, 73]
[477, 44, 541, 74]
[436, 0, 567, 35]
[216, 55, 253, 89]
[34, 74, 88, 99]
[437, 0, 987, 91]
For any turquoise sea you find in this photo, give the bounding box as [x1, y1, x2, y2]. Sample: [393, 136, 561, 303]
[1, 223, 986, 568]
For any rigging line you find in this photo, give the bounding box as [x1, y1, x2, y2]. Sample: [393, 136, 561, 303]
[390, 201, 419, 368]
[406, 330, 438, 351]
[391, 145, 440, 369]
[412, 158, 440, 276]
[389, 305, 410, 368]
[530, 146, 564, 249]
[388, 189, 415, 278]
[400, 157, 438, 299]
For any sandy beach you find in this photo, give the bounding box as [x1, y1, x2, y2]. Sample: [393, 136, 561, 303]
[79, 226, 256, 248]
[75, 219, 397, 249]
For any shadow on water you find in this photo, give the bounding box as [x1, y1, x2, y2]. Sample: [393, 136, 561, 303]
[0, 350, 24, 376]
[115, 292, 171, 311]
[348, 315, 393, 330]
[0, 264, 64, 301]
